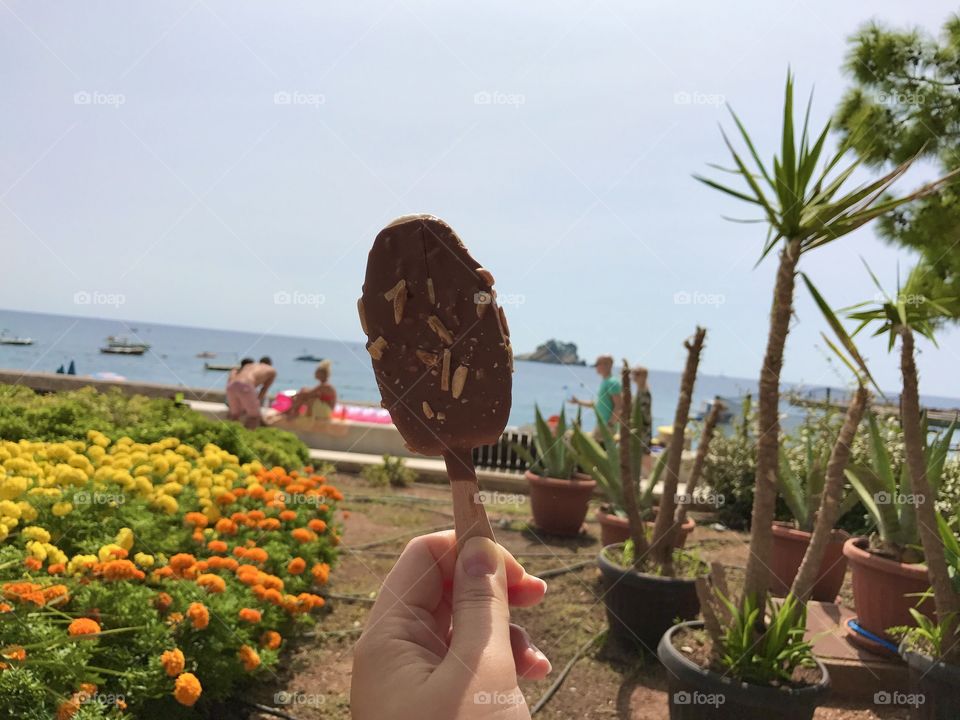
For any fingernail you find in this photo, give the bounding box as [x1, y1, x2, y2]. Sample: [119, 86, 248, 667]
[461, 537, 499, 577]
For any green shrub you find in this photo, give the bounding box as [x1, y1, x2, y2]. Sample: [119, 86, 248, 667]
[361, 455, 416, 487]
[0, 386, 309, 469]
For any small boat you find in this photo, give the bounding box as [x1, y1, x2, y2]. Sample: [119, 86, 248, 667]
[295, 354, 324, 362]
[204, 362, 238, 372]
[106, 335, 150, 351]
[0, 330, 33, 345]
[694, 397, 736, 424]
[196, 351, 217, 359]
[100, 345, 146, 356]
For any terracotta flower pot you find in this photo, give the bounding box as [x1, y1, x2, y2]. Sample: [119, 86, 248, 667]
[526, 470, 596, 537]
[595, 507, 695, 548]
[843, 537, 934, 645]
[768, 522, 849, 602]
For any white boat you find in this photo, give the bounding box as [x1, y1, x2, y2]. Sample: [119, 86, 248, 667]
[0, 330, 33, 346]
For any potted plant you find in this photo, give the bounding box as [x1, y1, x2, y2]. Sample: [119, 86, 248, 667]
[659, 72, 950, 718]
[842, 266, 960, 671]
[570, 421, 683, 547]
[515, 405, 595, 536]
[594, 328, 711, 652]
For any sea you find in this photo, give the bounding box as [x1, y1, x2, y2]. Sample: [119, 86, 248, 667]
[1, 308, 958, 434]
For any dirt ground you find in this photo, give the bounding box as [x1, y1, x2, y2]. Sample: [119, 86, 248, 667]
[247, 474, 909, 720]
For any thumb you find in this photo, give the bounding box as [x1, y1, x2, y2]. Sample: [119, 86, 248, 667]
[447, 537, 513, 668]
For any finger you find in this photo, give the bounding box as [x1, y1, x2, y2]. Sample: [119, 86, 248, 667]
[446, 536, 512, 669]
[510, 624, 552, 680]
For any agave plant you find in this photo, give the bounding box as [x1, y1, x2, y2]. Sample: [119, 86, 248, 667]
[776, 437, 860, 533]
[569, 414, 666, 516]
[697, 70, 957, 608]
[513, 405, 577, 480]
[845, 413, 956, 558]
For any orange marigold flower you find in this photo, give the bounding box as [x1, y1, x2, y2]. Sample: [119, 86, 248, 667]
[47, 563, 66, 575]
[167, 612, 184, 626]
[196, 574, 226, 594]
[257, 518, 281, 531]
[214, 518, 238, 536]
[184, 512, 208, 528]
[191, 530, 205, 543]
[42, 585, 70, 605]
[247, 510, 265, 521]
[233, 487, 247, 497]
[24, 557, 42, 571]
[101, 560, 145, 581]
[263, 588, 283, 605]
[311, 563, 330, 584]
[56, 698, 80, 720]
[207, 540, 228, 554]
[0, 602, 12, 613]
[169, 553, 197, 574]
[287, 557, 306, 575]
[260, 630, 282, 650]
[2, 645, 26, 661]
[261, 574, 284, 591]
[238, 645, 260, 672]
[238, 608, 262, 623]
[155, 592, 173, 613]
[244, 548, 268, 565]
[291, 528, 316, 544]
[308, 519, 327, 533]
[161, 647, 185, 677]
[78, 682, 97, 697]
[298, 592, 325, 611]
[153, 567, 174, 580]
[216, 491, 237, 506]
[68, 618, 101, 636]
[186, 602, 209, 630]
[173, 672, 202, 707]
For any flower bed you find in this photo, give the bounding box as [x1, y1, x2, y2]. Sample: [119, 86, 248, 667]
[0, 431, 341, 718]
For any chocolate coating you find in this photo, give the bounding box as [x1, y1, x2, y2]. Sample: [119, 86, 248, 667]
[359, 215, 513, 456]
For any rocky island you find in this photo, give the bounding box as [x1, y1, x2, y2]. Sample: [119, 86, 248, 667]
[515, 339, 586, 365]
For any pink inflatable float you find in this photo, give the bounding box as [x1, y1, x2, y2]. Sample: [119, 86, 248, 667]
[270, 392, 393, 424]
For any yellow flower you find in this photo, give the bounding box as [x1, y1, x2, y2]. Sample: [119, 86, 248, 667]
[0, 501, 22, 520]
[153, 495, 178, 515]
[134, 552, 155, 568]
[22, 526, 50, 543]
[98, 544, 124, 562]
[52, 502, 73, 517]
[116, 528, 134, 551]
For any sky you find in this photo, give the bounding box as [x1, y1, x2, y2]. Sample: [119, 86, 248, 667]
[2, 0, 959, 399]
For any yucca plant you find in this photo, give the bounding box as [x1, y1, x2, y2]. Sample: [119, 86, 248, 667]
[514, 405, 577, 480]
[697, 70, 957, 609]
[846, 264, 960, 663]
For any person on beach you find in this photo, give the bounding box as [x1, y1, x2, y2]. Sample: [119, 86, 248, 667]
[351, 530, 550, 720]
[286, 359, 337, 418]
[226, 357, 276, 428]
[568, 354, 622, 437]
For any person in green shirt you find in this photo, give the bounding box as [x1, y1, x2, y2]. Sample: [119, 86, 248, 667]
[569, 355, 622, 437]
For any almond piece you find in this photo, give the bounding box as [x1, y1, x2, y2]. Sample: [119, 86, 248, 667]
[416, 350, 439, 367]
[451, 365, 468, 399]
[440, 349, 451, 391]
[367, 336, 388, 360]
[427, 278, 436, 305]
[357, 298, 368, 335]
[422, 401, 434, 419]
[427, 315, 454, 345]
[384, 279, 405, 302]
[476, 267, 495, 286]
[393, 285, 406, 324]
[498, 306, 510, 337]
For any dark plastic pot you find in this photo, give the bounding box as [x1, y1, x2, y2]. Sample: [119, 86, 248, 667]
[596, 543, 702, 652]
[843, 537, 934, 648]
[527, 471, 595, 536]
[900, 644, 960, 719]
[769, 522, 849, 601]
[658, 621, 831, 720]
[595, 507, 695, 548]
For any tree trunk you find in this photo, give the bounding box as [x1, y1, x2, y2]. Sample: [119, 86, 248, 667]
[618, 361, 649, 566]
[651, 327, 706, 573]
[791, 383, 869, 603]
[742, 238, 801, 607]
[675, 397, 724, 527]
[899, 327, 960, 663]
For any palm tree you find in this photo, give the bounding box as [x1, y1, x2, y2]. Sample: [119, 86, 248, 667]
[698, 71, 958, 608]
[847, 265, 960, 663]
